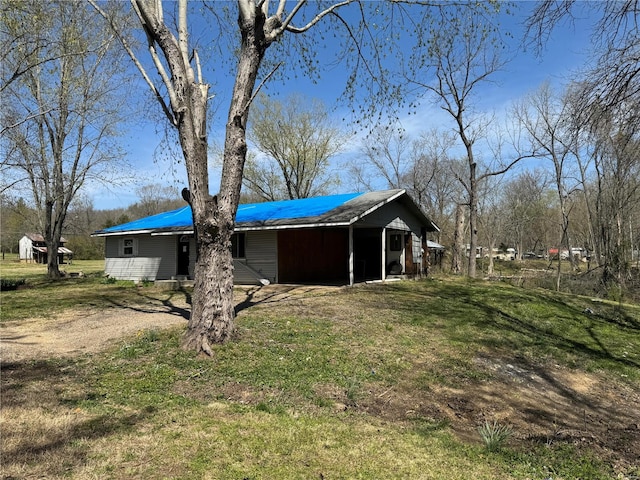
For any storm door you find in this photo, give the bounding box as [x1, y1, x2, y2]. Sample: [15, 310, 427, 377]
[177, 235, 190, 276]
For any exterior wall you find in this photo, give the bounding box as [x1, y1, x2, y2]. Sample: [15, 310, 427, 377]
[412, 232, 423, 264]
[385, 230, 405, 273]
[356, 201, 425, 234]
[104, 232, 278, 284]
[277, 228, 349, 283]
[104, 235, 177, 281]
[19, 236, 33, 261]
[233, 231, 277, 284]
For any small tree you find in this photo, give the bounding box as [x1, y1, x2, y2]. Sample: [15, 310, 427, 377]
[245, 93, 347, 200]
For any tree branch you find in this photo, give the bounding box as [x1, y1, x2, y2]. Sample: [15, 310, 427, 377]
[280, 0, 353, 35]
[87, 0, 175, 125]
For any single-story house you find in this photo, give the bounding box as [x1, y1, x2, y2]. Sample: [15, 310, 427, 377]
[92, 189, 440, 285]
[19, 233, 73, 264]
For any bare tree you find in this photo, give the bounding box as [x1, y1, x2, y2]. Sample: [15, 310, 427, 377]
[405, 129, 461, 246]
[131, 183, 182, 217]
[1, 0, 130, 278]
[502, 170, 555, 259]
[245, 93, 347, 200]
[526, 1, 639, 113]
[512, 83, 582, 290]
[407, 7, 525, 277]
[589, 103, 640, 289]
[358, 125, 413, 190]
[477, 175, 507, 275]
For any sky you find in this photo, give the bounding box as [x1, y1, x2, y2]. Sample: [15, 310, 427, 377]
[88, 1, 596, 211]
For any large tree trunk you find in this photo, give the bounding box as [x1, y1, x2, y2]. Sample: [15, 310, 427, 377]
[185, 221, 236, 352]
[182, 6, 270, 354]
[44, 201, 62, 278]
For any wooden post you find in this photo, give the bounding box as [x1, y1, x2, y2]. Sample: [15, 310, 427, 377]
[381, 228, 386, 282]
[348, 225, 354, 286]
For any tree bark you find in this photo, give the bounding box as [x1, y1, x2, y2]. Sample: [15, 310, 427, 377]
[452, 203, 465, 274]
[182, 5, 271, 353]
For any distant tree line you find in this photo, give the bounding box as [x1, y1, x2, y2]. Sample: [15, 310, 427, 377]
[0, 184, 185, 260]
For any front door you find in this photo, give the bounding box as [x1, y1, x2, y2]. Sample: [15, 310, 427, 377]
[177, 236, 190, 276]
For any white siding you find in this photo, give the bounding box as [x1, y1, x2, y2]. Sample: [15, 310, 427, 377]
[105, 233, 277, 284]
[104, 235, 176, 281]
[243, 231, 277, 283]
[19, 236, 32, 260]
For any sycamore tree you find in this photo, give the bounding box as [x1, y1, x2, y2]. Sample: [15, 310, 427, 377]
[90, 0, 500, 355]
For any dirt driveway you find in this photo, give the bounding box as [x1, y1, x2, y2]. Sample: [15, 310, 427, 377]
[0, 285, 333, 362]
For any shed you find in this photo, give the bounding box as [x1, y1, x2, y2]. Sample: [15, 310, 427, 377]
[92, 189, 439, 285]
[19, 233, 73, 264]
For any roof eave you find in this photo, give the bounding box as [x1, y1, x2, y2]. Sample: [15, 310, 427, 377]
[91, 229, 156, 237]
[348, 189, 407, 225]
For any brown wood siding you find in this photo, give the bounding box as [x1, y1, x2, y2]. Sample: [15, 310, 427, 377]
[404, 233, 414, 274]
[277, 228, 349, 283]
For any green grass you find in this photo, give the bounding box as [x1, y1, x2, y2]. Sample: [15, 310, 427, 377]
[0, 258, 191, 322]
[2, 276, 639, 479]
[0, 257, 105, 280]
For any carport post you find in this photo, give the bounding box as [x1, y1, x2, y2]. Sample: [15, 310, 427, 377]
[348, 225, 354, 286]
[381, 227, 386, 281]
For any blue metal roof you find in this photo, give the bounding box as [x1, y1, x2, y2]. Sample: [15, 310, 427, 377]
[98, 192, 363, 234]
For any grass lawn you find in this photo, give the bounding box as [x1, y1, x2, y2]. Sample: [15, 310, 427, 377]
[1, 273, 639, 479]
[0, 258, 175, 322]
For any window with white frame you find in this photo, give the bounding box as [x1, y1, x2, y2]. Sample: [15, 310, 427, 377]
[121, 238, 137, 256]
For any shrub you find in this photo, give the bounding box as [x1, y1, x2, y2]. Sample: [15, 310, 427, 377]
[478, 421, 512, 452]
[0, 278, 26, 291]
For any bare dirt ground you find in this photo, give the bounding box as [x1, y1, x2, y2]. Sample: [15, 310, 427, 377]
[0, 286, 330, 362]
[1, 285, 639, 475]
[0, 299, 191, 362]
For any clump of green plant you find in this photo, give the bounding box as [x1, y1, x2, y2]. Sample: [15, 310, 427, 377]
[478, 420, 512, 452]
[0, 278, 26, 291]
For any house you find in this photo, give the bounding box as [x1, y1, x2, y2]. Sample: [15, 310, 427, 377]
[92, 189, 440, 285]
[19, 233, 73, 264]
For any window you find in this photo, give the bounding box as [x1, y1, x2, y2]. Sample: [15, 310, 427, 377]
[231, 233, 246, 258]
[389, 233, 402, 252]
[121, 238, 137, 256]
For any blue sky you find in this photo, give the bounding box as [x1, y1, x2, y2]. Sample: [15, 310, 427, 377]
[89, 1, 595, 210]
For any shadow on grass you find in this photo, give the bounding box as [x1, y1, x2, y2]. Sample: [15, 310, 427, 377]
[1, 358, 154, 476]
[481, 298, 640, 370]
[102, 288, 192, 320]
[234, 285, 340, 314]
[406, 282, 640, 372]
